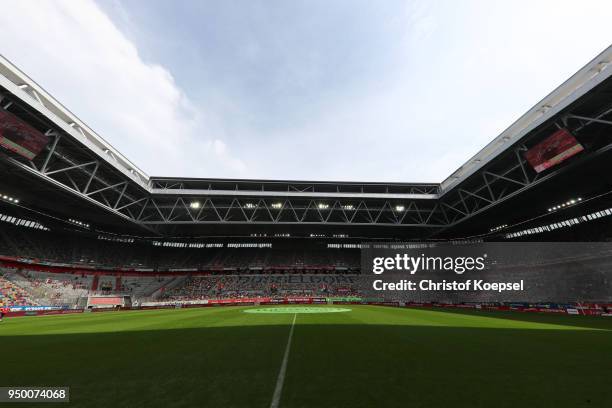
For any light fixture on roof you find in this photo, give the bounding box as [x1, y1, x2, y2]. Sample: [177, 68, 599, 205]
[271, 202, 282, 209]
[548, 198, 582, 213]
[68, 218, 90, 228]
[395, 205, 405, 212]
[342, 204, 354, 210]
[190, 201, 201, 209]
[318, 203, 329, 209]
[1, 194, 19, 204]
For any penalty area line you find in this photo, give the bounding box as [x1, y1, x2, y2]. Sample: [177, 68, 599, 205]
[270, 313, 297, 408]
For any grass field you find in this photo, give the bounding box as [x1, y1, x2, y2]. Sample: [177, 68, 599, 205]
[1, 305, 611, 408]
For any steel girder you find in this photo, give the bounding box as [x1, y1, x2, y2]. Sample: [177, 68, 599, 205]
[3, 71, 612, 234]
[3, 107, 612, 233]
[150, 178, 439, 195]
[437, 108, 612, 231]
[0, 92, 445, 228]
[5, 132, 150, 224]
[2, 126, 445, 228]
[136, 198, 446, 226]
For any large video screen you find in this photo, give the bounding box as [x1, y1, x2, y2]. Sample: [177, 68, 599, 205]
[524, 128, 584, 173]
[0, 109, 50, 160]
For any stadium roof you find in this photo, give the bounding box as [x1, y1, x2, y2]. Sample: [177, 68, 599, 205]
[1, 46, 612, 238]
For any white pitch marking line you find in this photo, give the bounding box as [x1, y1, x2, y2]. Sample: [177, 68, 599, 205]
[270, 313, 297, 408]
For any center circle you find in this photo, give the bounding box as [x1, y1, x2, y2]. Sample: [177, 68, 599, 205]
[243, 307, 351, 314]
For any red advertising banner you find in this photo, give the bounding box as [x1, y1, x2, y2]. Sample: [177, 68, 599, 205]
[524, 128, 584, 173]
[0, 109, 50, 159]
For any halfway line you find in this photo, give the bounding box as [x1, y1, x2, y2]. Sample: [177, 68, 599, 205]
[270, 313, 297, 408]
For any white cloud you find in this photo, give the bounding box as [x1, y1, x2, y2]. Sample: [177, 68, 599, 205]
[1, 0, 611, 183]
[0, 0, 246, 177]
[238, 0, 612, 182]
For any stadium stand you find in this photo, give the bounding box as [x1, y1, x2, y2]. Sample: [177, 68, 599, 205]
[0, 223, 360, 272]
[11, 270, 91, 306]
[0, 271, 38, 307]
[163, 274, 362, 300]
[2, 238, 612, 310]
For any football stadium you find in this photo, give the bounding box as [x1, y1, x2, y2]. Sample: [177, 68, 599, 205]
[1, 7, 612, 408]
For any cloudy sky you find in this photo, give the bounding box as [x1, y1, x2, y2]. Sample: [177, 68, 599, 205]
[0, 0, 611, 182]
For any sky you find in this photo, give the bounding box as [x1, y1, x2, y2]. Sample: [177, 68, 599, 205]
[0, 0, 611, 182]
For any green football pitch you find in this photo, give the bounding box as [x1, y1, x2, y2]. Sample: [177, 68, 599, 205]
[1, 305, 611, 408]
